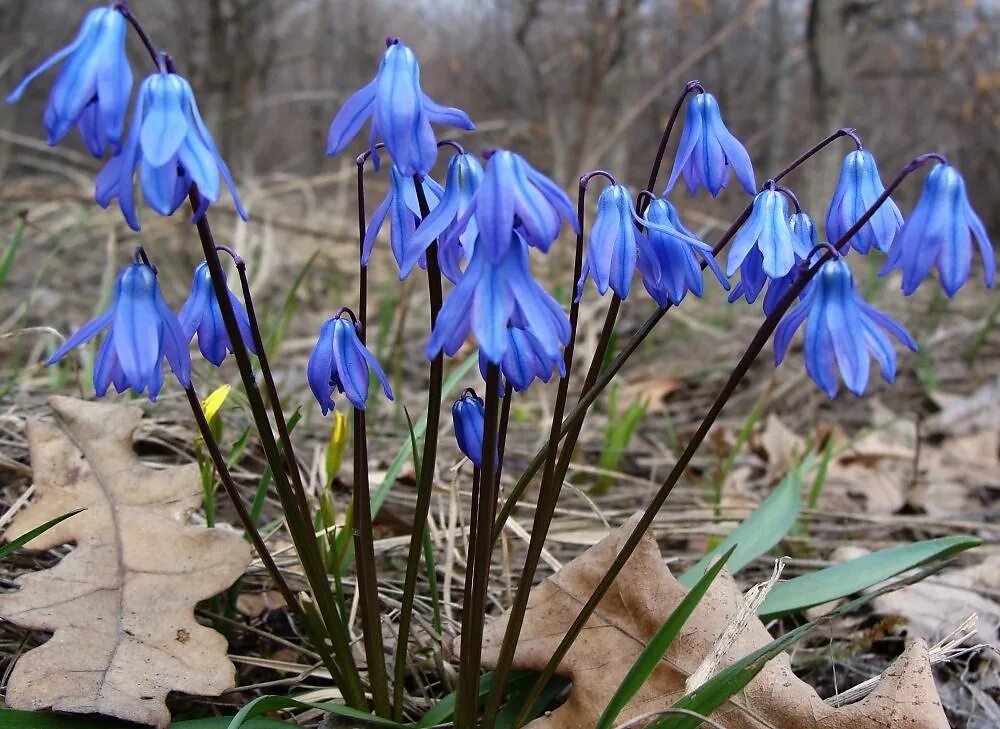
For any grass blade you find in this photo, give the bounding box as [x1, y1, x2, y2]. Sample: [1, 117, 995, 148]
[679, 469, 802, 588]
[758, 535, 981, 619]
[225, 695, 408, 729]
[595, 545, 737, 729]
[0, 508, 84, 560]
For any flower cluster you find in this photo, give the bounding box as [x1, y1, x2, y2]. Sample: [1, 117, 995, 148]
[8, 9, 246, 229]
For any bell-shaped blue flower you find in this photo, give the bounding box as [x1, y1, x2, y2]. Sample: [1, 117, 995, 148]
[363, 165, 443, 277]
[452, 390, 486, 468]
[880, 164, 995, 297]
[6, 7, 132, 157]
[46, 261, 191, 401]
[727, 189, 806, 280]
[469, 150, 578, 264]
[479, 326, 565, 392]
[731, 211, 818, 311]
[100, 68, 248, 231]
[307, 312, 393, 414]
[665, 92, 755, 197]
[826, 149, 902, 253]
[775, 258, 917, 398]
[577, 184, 660, 300]
[404, 152, 484, 280]
[177, 261, 257, 366]
[427, 233, 570, 367]
[640, 198, 728, 307]
[326, 39, 474, 176]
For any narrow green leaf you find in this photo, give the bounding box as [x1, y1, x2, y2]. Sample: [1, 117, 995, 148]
[0, 508, 84, 560]
[596, 546, 736, 729]
[758, 535, 981, 619]
[679, 469, 802, 588]
[173, 718, 294, 729]
[0, 708, 134, 728]
[225, 695, 407, 729]
[0, 215, 27, 292]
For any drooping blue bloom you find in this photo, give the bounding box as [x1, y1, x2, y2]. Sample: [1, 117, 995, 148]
[727, 189, 806, 280]
[479, 326, 566, 392]
[99, 68, 248, 231]
[640, 198, 728, 307]
[730, 211, 818, 312]
[404, 152, 484, 280]
[177, 261, 257, 366]
[307, 313, 393, 414]
[6, 7, 132, 157]
[452, 389, 487, 468]
[775, 258, 917, 398]
[826, 149, 902, 253]
[577, 184, 660, 300]
[427, 232, 570, 368]
[363, 165, 443, 277]
[46, 261, 191, 401]
[880, 164, 995, 297]
[665, 92, 755, 198]
[326, 38, 474, 176]
[469, 150, 578, 264]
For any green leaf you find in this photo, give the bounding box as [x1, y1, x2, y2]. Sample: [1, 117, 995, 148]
[0, 508, 84, 560]
[758, 535, 981, 619]
[595, 546, 736, 729]
[415, 671, 545, 729]
[0, 709, 292, 729]
[225, 695, 408, 729]
[679, 469, 802, 588]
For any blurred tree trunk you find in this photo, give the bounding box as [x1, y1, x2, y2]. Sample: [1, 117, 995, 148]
[763, 0, 792, 175]
[0, 0, 29, 179]
[807, 0, 848, 216]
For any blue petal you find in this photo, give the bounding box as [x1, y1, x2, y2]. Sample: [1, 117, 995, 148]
[307, 320, 336, 415]
[6, 9, 98, 104]
[112, 265, 163, 392]
[332, 319, 371, 410]
[327, 79, 376, 155]
[664, 96, 703, 195]
[421, 92, 474, 130]
[156, 288, 192, 387]
[140, 74, 188, 167]
[363, 189, 393, 266]
[47, 305, 114, 365]
[477, 151, 518, 263]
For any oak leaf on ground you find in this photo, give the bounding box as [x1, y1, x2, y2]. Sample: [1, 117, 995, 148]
[0, 397, 251, 727]
[480, 515, 949, 728]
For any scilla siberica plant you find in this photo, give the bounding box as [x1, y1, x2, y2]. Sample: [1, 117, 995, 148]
[9, 4, 995, 728]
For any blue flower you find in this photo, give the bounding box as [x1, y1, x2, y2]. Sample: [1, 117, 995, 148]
[326, 38, 474, 176]
[363, 165, 443, 277]
[665, 92, 755, 197]
[471, 150, 578, 264]
[880, 164, 995, 297]
[775, 258, 917, 398]
[100, 69, 247, 231]
[307, 313, 393, 414]
[577, 184, 660, 300]
[730, 211, 818, 311]
[727, 189, 806, 280]
[177, 261, 257, 366]
[404, 152, 484, 280]
[46, 261, 191, 401]
[825, 149, 902, 254]
[479, 326, 565, 392]
[640, 198, 728, 307]
[6, 7, 132, 157]
[452, 390, 486, 468]
[427, 233, 570, 366]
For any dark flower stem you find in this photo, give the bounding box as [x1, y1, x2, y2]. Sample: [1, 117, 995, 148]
[492, 126, 864, 543]
[391, 177, 446, 719]
[480, 172, 591, 729]
[125, 6, 368, 708]
[511, 153, 938, 726]
[351, 163, 390, 715]
[456, 362, 502, 728]
[182, 385, 344, 680]
[114, 3, 159, 66]
[189, 195, 365, 706]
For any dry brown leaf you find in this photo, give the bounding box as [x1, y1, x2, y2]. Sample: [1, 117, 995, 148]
[481, 515, 948, 729]
[872, 549, 1000, 653]
[0, 396, 251, 727]
[910, 430, 1000, 517]
[930, 376, 1000, 436]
